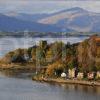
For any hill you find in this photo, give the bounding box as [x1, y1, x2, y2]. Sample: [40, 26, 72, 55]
[38, 7, 100, 32]
[0, 14, 62, 32]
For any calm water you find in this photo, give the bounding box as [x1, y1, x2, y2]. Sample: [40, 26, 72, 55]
[0, 36, 88, 57]
[0, 71, 100, 100]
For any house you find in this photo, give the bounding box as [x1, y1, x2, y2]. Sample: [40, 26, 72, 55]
[24, 54, 30, 61]
[96, 71, 100, 79]
[68, 68, 75, 78]
[88, 72, 94, 80]
[77, 72, 84, 80]
[61, 72, 66, 78]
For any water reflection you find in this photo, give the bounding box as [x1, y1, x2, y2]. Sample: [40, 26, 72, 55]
[0, 70, 100, 95]
[0, 70, 34, 79]
[0, 70, 100, 100]
[59, 84, 100, 95]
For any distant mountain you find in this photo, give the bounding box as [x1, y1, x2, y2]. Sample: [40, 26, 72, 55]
[4, 12, 50, 22]
[1, 7, 100, 33]
[38, 7, 100, 32]
[0, 14, 63, 32]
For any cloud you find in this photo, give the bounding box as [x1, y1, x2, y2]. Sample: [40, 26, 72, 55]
[0, 0, 100, 14]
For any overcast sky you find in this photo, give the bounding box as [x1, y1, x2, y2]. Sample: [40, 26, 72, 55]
[0, 0, 100, 14]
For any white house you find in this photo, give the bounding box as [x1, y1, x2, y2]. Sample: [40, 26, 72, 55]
[61, 72, 66, 78]
[68, 69, 75, 78]
[77, 72, 84, 79]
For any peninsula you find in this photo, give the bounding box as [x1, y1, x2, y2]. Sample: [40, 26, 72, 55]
[0, 35, 100, 86]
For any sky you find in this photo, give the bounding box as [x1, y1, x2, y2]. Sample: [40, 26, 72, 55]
[0, 0, 100, 14]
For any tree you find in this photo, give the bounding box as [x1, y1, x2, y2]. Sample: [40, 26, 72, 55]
[46, 61, 65, 77]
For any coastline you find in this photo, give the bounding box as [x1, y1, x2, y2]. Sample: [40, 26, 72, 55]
[32, 78, 100, 87]
[0, 62, 35, 69]
[0, 64, 100, 87]
[0, 62, 100, 87]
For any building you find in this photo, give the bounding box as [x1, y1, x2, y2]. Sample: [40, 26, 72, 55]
[68, 68, 75, 78]
[77, 72, 84, 80]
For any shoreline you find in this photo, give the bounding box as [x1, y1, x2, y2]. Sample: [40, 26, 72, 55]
[32, 78, 100, 87]
[0, 63, 100, 87]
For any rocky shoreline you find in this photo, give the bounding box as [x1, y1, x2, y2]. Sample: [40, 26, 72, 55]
[32, 78, 100, 87]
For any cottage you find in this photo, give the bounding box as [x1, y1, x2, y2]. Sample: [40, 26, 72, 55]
[68, 69, 75, 78]
[88, 72, 94, 80]
[61, 72, 66, 78]
[77, 72, 84, 80]
[96, 71, 100, 79]
[24, 54, 30, 61]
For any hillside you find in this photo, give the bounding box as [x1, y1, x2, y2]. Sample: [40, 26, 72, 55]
[0, 14, 62, 32]
[1, 7, 100, 33]
[38, 7, 100, 32]
[4, 12, 50, 22]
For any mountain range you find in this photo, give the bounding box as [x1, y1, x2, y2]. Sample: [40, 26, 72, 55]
[1, 7, 100, 33]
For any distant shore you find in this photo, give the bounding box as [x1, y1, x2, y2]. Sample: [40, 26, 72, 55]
[32, 77, 100, 87]
[0, 63, 36, 71]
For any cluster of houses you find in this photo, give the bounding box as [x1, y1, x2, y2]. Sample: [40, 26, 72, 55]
[61, 68, 100, 80]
